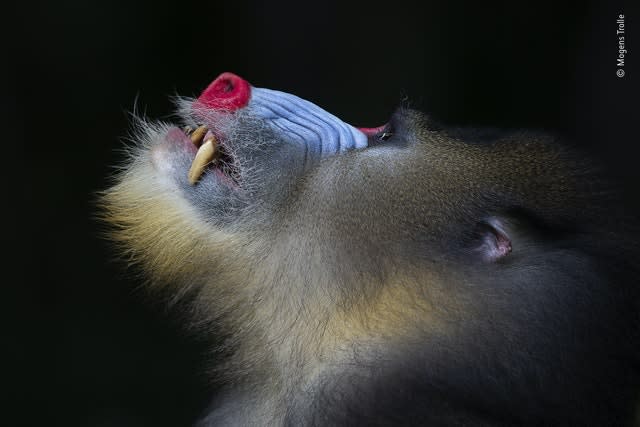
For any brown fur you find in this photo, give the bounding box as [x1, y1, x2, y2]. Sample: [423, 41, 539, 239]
[101, 101, 638, 425]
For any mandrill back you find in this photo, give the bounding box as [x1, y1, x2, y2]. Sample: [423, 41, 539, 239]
[101, 72, 640, 426]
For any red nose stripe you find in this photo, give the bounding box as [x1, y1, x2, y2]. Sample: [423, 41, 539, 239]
[357, 125, 386, 136]
[197, 72, 251, 111]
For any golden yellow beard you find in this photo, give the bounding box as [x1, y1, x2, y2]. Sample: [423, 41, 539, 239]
[99, 157, 239, 290]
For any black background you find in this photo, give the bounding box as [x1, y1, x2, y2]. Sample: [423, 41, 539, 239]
[7, 0, 637, 426]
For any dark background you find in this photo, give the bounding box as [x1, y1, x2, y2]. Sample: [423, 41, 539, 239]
[7, 0, 637, 426]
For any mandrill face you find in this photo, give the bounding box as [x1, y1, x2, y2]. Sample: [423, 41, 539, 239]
[102, 72, 639, 425]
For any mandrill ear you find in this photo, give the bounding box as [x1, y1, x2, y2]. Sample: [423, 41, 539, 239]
[474, 217, 513, 262]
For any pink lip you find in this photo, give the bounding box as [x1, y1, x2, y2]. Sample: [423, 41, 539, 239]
[357, 125, 387, 136]
[166, 127, 197, 153]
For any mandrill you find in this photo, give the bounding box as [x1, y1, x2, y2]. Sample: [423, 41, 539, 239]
[101, 72, 640, 426]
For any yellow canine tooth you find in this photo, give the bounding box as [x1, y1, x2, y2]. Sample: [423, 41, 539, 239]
[188, 137, 218, 185]
[190, 125, 209, 147]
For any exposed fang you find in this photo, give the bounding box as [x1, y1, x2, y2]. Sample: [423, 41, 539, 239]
[188, 137, 218, 185]
[190, 125, 208, 147]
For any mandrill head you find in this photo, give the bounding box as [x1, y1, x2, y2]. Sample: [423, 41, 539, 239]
[101, 72, 640, 425]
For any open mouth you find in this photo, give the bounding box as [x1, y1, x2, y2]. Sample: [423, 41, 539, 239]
[183, 124, 238, 186]
[167, 72, 393, 190]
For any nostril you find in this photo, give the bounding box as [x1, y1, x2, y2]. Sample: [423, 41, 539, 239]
[197, 72, 251, 111]
[221, 79, 234, 93]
